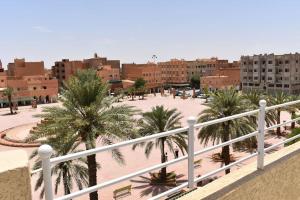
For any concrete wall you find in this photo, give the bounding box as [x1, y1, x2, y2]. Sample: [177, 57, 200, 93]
[180, 141, 300, 200]
[0, 150, 32, 200]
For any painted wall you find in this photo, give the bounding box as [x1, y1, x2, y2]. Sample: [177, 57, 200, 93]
[0, 150, 32, 200]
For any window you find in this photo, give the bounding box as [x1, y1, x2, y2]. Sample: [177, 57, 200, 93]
[269, 84, 274, 87]
[268, 77, 272, 80]
[262, 68, 266, 72]
[268, 61, 273, 64]
[33, 87, 37, 90]
[254, 77, 258, 80]
[43, 86, 47, 89]
[262, 76, 265, 80]
[278, 69, 282, 72]
[285, 68, 289, 72]
[0, 80, 3, 82]
[284, 84, 289, 88]
[262, 61, 266, 64]
[254, 61, 258, 64]
[254, 69, 257, 72]
[62, 76, 65, 79]
[268, 69, 272, 72]
[285, 60, 289, 64]
[243, 62, 247, 65]
[296, 60, 299, 64]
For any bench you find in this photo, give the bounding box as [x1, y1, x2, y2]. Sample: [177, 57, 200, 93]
[194, 159, 202, 168]
[113, 185, 132, 199]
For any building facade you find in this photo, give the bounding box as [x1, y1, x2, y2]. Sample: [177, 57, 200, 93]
[52, 53, 121, 88]
[201, 67, 240, 91]
[0, 59, 58, 107]
[187, 58, 240, 83]
[241, 53, 300, 94]
[122, 63, 162, 89]
[158, 59, 189, 86]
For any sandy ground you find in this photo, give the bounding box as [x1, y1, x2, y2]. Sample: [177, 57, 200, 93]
[0, 92, 289, 200]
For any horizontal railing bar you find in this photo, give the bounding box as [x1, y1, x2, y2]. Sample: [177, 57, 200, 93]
[194, 152, 258, 183]
[194, 109, 259, 129]
[194, 131, 258, 156]
[265, 99, 300, 111]
[51, 127, 188, 165]
[148, 182, 189, 200]
[54, 155, 188, 200]
[265, 117, 300, 131]
[31, 168, 42, 175]
[264, 134, 300, 152]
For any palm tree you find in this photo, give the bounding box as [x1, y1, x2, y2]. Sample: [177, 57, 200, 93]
[268, 92, 290, 136]
[3, 87, 14, 114]
[287, 95, 300, 129]
[31, 135, 89, 199]
[132, 106, 187, 181]
[242, 90, 276, 127]
[198, 88, 256, 174]
[27, 69, 137, 200]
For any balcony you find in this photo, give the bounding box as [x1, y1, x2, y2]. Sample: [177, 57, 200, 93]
[1, 100, 300, 200]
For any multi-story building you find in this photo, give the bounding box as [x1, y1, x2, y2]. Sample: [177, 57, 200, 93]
[52, 53, 121, 88]
[241, 53, 300, 94]
[122, 62, 162, 90]
[201, 67, 240, 91]
[158, 59, 189, 86]
[0, 59, 58, 107]
[187, 58, 240, 82]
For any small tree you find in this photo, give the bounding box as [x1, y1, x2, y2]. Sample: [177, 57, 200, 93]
[203, 86, 210, 103]
[134, 77, 146, 89]
[190, 75, 200, 89]
[3, 87, 14, 114]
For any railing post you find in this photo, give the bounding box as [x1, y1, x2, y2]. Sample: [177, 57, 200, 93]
[187, 116, 196, 189]
[257, 100, 266, 170]
[38, 144, 54, 200]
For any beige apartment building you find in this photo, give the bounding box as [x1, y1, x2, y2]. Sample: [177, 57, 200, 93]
[187, 58, 240, 82]
[241, 53, 300, 94]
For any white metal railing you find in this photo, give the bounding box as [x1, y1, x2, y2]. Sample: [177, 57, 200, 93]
[34, 99, 300, 200]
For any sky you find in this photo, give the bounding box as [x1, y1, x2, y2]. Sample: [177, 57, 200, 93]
[1, 0, 300, 68]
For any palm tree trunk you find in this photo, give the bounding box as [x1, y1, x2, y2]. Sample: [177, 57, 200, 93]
[291, 111, 296, 129]
[222, 124, 231, 174]
[85, 142, 98, 200]
[160, 137, 167, 180]
[8, 96, 13, 114]
[222, 145, 231, 174]
[276, 110, 281, 136]
[62, 168, 71, 195]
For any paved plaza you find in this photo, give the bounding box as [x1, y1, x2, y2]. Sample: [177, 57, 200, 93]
[0, 93, 288, 200]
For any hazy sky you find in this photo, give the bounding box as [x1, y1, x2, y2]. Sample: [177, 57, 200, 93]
[1, 0, 300, 68]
